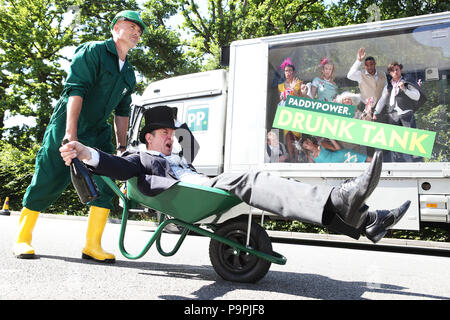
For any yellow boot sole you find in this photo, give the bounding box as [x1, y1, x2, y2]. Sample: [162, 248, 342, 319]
[13, 242, 36, 259]
[81, 253, 115, 263]
[81, 248, 115, 263]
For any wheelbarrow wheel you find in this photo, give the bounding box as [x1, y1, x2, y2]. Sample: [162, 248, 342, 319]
[209, 219, 272, 283]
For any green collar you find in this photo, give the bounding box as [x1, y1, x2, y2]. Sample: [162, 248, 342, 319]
[105, 38, 134, 73]
[105, 38, 120, 58]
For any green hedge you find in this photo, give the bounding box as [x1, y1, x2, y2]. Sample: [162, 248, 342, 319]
[263, 219, 449, 242]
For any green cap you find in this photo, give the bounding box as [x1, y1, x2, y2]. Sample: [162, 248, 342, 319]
[110, 10, 148, 34]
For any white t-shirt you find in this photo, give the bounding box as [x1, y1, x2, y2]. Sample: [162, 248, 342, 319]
[118, 59, 125, 71]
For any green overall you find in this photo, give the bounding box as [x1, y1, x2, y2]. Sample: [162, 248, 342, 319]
[23, 38, 136, 211]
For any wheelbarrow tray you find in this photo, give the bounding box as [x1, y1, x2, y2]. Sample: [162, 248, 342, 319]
[100, 176, 287, 270]
[126, 177, 242, 224]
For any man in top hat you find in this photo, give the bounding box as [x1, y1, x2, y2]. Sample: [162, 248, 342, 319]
[13, 10, 148, 263]
[60, 106, 411, 244]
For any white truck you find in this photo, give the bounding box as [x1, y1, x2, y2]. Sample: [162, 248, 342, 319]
[127, 12, 450, 232]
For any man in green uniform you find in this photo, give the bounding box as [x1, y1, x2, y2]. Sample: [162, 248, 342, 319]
[13, 10, 148, 263]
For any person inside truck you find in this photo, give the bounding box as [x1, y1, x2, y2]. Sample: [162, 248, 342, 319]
[301, 134, 372, 163]
[373, 62, 424, 163]
[278, 57, 309, 162]
[334, 91, 362, 118]
[347, 48, 388, 120]
[333, 91, 368, 156]
[265, 131, 288, 163]
[373, 62, 420, 126]
[309, 58, 339, 102]
[60, 106, 411, 244]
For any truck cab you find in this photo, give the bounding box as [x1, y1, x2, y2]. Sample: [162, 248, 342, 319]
[129, 69, 228, 176]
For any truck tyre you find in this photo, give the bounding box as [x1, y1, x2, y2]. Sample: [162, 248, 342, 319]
[209, 219, 272, 283]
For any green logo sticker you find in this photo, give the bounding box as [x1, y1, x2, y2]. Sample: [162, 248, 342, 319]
[187, 107, 209, 132]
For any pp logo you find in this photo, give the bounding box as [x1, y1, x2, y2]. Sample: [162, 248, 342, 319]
[187, 108, 209, 132]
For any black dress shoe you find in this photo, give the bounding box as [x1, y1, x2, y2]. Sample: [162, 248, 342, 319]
[365, 200, 411, 243]
[330, 150, 383, 228]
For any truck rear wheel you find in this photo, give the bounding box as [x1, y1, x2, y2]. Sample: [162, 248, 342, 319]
[209, 219, 272, 283]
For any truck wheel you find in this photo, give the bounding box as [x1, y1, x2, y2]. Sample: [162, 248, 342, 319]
[209, 219, 272, 283]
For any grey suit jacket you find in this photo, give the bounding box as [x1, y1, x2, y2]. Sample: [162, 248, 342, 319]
[91, 150, 179, 196]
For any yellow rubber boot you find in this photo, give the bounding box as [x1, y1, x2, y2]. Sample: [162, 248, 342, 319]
[82, 206, 115, 263]
[13, 208, 40, 259]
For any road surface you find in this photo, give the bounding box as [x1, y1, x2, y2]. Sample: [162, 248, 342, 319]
[1, 213, 449, 302]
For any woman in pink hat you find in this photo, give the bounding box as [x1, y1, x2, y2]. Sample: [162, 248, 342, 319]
[309, 57, 338, 102]
[277, 57, 308, 162]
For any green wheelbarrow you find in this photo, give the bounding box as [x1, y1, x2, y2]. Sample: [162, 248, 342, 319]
[101, 176, 287, 283]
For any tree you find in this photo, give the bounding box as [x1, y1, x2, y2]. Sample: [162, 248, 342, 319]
[0, 0, 73, 146]
[178, 0, 328, 68]
[130, 0, 201, 92]
[326, 0, 450, 27]
[176, 0, 449, 69]
[0, 0, 140, 147]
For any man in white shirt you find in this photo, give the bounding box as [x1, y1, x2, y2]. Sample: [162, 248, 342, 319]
[373, 62, 420, 126]
[347, 48, 388, 113]
[374, 62, 422, 162]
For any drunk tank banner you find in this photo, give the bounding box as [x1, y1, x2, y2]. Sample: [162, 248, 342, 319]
[273, 105, 436, 158]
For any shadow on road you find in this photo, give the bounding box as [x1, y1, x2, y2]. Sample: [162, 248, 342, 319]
[38, 254, 449, 300]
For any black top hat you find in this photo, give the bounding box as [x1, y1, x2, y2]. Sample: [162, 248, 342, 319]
[139, 106, 176, 143]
